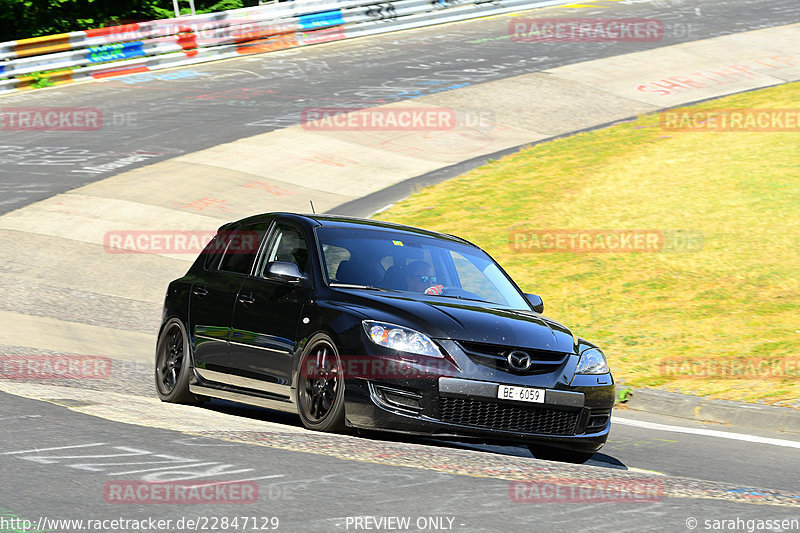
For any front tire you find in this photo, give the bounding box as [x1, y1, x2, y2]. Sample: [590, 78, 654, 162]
[155, 318, 202, 404]
[296, 334, 346, 432]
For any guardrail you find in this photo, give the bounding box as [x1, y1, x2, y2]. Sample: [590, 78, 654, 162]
[0, 0, 569, 94]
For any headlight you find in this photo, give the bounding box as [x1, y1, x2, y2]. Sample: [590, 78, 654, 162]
[362, 321, 443, 358]
[575, 348, 610, 374]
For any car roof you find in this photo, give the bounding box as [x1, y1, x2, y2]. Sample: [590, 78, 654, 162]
[226, 212, 474, 246]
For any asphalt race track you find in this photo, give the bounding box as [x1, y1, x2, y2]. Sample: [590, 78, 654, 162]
[1, 0, 800, 531]
[1, 0, 799, 212]
[2, 384, 800, 532]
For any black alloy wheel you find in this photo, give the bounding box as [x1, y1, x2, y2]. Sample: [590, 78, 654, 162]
[155, 318, 202, 404]
[297, 334, 346, 432]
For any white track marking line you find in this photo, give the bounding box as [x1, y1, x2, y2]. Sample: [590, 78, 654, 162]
[612, 417, 800, 449]
[0, 443, 106, 455]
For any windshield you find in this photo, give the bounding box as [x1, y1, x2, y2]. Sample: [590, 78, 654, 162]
[316, 226, 530, 310]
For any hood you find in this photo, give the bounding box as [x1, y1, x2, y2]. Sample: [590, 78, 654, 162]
[333, 289, 575, 353]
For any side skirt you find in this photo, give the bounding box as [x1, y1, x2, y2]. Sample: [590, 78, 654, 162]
[190, 383, 298, 414]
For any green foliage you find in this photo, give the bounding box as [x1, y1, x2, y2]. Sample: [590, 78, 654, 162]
[616, 387, 633, 404]
[0, 0, 259, 42]
[196, 0, 249, 14]
[29, 70, 55, 88]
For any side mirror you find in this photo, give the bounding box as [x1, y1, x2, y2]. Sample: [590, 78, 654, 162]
[265, 261, 304, 284]
[525, 293, 544, 313]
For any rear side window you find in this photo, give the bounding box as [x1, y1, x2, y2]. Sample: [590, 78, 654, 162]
[203, 231, 230, 270]
[216, 223, 270, 275]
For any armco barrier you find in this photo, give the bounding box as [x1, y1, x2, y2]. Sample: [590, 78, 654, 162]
[0, 0, 571, 94]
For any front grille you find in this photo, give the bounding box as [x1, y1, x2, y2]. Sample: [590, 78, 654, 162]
[439, 396, 579, 435]
[457, 341, 569, 375]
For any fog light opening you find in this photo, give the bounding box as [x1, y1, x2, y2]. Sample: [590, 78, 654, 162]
[587, 415, 609, 430]
[370, 383, 423, 414]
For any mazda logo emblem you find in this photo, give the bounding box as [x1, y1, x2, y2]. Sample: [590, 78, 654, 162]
[507, 351, 531, 371]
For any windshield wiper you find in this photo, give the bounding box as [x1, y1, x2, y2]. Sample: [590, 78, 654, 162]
[433, 293, 487, 304]
[329, 283, 398, 292]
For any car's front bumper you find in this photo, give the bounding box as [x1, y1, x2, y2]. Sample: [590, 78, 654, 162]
[343, 374, 615, 453]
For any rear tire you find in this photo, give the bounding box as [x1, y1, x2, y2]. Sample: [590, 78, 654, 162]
[528, 444, 595, 464]
[296, 334, 346, 432]
[155, 318, 203, 404]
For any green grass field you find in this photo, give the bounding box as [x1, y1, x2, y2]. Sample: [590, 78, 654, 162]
[375, 82, 800, 407]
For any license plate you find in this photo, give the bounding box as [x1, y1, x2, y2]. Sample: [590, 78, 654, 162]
[497, 385, 545, 404]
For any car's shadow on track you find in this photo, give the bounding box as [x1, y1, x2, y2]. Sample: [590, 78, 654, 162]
[202, 399, 628, 470]
[202, 398, 303, 427]
[418, 440, 628, 470]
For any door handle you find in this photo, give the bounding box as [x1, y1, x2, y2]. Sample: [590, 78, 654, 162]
[192, 287, 208, 297]
[238, 293, 255, 305]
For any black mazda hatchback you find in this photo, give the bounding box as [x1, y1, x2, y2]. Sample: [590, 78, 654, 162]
[155, 212, 614, 463]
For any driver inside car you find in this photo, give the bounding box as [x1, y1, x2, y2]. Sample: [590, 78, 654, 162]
[405, 261, 444, 295]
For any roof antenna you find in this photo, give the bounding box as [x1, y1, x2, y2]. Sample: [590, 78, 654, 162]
[309, 200, 316, 214]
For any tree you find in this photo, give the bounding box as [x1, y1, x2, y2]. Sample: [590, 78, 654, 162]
[0, 0, 255, 42]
